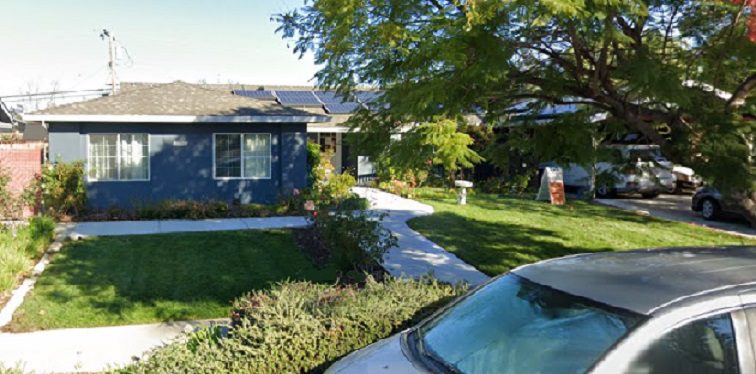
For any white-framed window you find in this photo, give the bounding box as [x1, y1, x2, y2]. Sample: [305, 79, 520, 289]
[87, 133, 150, 181]
[213, 133, 271, 179]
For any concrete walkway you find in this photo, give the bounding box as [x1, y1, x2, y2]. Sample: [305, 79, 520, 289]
[353, 187, 490, 286]
[0, 320, 226, 373]
[60, 216, 309, 238]
[0, 189, 487, 373]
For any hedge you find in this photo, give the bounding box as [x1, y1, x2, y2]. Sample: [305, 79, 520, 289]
[118, 276, 465, 374]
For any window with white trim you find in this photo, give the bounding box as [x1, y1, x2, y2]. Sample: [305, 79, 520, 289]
[214, 133, 271, 179]
[88, 133, 149, 181]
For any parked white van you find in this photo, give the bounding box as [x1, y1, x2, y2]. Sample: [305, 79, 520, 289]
[553, 145, 676, 198]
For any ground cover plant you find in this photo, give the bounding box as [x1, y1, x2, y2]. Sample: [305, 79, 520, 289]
[118, 276, 465, 374]
[6, 229, 338, 332]
[0, 217, 55, 302]
[408, 188, 756, 276]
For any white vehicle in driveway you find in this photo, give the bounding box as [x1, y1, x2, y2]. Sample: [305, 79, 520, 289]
[327, 247, 756, 374]
[624, 144, 702, 193]
[561, 161, 672, 198]
[553, 145, 679, 198]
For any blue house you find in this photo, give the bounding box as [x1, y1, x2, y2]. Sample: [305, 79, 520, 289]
[23, 82, 330, 209]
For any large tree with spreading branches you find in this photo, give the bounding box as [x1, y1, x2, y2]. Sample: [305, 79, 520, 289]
[278, 0, 756, 225]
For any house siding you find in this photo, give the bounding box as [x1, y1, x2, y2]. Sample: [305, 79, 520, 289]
[48, 122, 307, 209]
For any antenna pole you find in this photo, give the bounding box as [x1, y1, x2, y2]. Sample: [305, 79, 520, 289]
[101, 29, 118, 95]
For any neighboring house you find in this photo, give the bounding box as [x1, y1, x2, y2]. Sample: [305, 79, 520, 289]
[22, 81, 329, 209]
[23, 82, 382, 178]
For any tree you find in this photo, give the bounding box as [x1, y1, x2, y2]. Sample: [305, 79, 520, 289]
[350, 116, 482, 181]
[278, 0, 756, 225]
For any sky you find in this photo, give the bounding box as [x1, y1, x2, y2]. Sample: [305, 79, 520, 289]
[1, 0, 318, 96]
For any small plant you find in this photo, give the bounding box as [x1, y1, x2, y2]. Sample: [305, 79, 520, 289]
[25, 161, 87, 219]
[0, 167, 23, 219]
[306, 140, 323, 187]
[336, 195, 370, 211]
[309, 207, 397, 275]
[503, 173, 533, 195]
[0, 215, 55, 295]
[321, 172, 356, 204]
[0, 133, 23, 144]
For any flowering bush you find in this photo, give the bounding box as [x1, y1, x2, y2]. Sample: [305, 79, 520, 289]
[24, 161, 87, 219]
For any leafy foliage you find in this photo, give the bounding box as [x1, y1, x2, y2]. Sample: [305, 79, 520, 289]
[278, 0, 756, 223]
[306, 140, 323, 187]
[0, 216, 55, 295]
[25, 161, 87, 219]
[309, 208, 397, 274]
[0, 167, 23, 219]
[391, 118, 483, 180]
[119, 277, 465, 374]
[321, 172, 357, 204]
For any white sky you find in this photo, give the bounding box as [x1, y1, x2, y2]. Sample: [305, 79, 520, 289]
[1, 0, 319, 96]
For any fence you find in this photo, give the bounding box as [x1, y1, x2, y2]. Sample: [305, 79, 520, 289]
[0, 142, 45, 218]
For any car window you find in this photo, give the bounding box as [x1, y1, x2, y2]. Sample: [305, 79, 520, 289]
[417, 274, 643, 374]
[628, 313, 739, 374]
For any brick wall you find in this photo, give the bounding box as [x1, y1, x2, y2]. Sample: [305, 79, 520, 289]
[0, 142, 45, 218]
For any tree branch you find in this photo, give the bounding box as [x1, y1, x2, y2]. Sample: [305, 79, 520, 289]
[727, 74, 756, 110]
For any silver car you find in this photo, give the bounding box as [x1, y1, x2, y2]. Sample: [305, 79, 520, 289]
[327, 247, 756, 373]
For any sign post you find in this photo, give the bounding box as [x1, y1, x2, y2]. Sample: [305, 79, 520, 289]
[536, 167, 566, 205]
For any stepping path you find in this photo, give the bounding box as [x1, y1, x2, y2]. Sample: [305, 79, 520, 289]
[353, 187, 489, 286]
[0, 189, 487, 373]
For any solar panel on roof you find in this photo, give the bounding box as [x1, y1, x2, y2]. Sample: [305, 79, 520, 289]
[355, 91, 382, 103]
[324, 102, 362, 114]
[232, 90, 277, 100]
[314, 91, 355, 104]
[276, 91, 322, 106]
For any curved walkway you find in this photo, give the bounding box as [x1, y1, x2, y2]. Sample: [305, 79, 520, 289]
[353, 187, 489, 286]
[0, 189, 486, 373]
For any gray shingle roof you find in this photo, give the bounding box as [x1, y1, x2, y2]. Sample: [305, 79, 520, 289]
[34, 81, 313, 117]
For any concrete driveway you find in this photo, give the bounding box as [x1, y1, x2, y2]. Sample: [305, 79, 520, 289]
[596, 194, 756, 238]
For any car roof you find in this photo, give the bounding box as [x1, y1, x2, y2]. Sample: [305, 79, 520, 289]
[513, 246, 756, 315]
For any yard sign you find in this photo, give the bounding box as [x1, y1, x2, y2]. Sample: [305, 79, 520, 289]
[536, 167, 566, 205]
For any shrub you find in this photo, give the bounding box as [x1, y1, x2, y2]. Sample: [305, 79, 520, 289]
[336, 196, 370, 211]
[503, 173, 533, 195]
[0, 167, 23, 219]
[378, 179, 415, 198]
[25, 161, 87, 219]
[119, 277, 465, 374]
[307, 140, 323, 187]
[321, 172, 356, 204]
[0, 216, 55, 294]
[84, 200, 290, 221]
[310, 208, 396, 274]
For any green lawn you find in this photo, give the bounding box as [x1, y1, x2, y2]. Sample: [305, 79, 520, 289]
[408, 189, 756, 276]
[6, 229, 337, 332]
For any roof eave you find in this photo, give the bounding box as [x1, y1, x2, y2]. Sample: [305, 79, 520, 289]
[21, 114, 331, 124]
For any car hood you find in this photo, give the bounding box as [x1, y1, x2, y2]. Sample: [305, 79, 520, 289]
[325, 332, 426, 374]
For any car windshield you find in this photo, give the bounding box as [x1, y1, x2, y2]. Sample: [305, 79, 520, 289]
[416, 274, 643, 373]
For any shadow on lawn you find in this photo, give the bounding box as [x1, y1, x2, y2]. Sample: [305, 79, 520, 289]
[31, 230, 337, 323]
[410, 211, 615, 276]
[466, 195, 658, 225]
